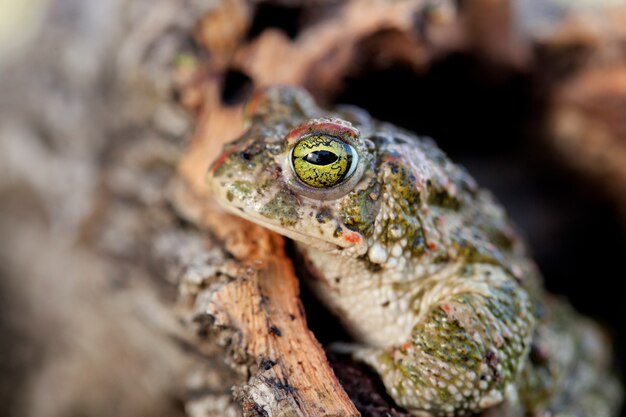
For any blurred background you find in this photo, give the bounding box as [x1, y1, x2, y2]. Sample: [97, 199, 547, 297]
[1, 0, 625, 416]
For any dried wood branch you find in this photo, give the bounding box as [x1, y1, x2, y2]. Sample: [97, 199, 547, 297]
[173, 80, 358, 414]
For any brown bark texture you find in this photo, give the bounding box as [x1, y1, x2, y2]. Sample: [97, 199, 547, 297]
[1, 1, 626, 417]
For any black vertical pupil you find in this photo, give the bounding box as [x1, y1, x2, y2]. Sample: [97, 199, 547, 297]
[305, 150, 338, 165]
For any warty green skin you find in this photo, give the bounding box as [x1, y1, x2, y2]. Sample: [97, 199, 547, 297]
[207, 86, 622, 417]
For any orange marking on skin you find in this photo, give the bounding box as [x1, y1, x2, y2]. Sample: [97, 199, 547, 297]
[286, 120, 359, 145]
[243, 89, 265, 118]
[210, 148, 235, 173]
[313, 122, 359, 137]
[286, 124, 311, 144]
[427, 241, 437, 250]
[343, 230, 362, 244]
[441, 304, 452, 314]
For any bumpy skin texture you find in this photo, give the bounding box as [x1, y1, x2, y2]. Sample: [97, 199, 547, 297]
[207, 86, 622, 417]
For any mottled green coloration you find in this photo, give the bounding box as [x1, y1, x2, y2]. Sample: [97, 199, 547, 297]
[340, 178, 380, 235]
[207, 86, 622, 417]
[228, 181, 253, 201]
[259, 188, 300, 227]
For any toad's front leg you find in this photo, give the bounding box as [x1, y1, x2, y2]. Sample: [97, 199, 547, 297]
[357, 265, 535, 416]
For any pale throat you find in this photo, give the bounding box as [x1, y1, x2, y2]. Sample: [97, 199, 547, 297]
[295, 243, 419, 348]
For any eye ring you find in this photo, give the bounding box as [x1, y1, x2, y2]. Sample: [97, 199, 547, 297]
[289, 134, 360, 189]
[283, 119, 368, 201]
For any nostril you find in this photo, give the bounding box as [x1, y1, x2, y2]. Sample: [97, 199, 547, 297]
[239, 143, 264, 161]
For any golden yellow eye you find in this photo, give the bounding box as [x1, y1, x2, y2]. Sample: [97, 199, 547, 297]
[290, 135, 358, 188]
